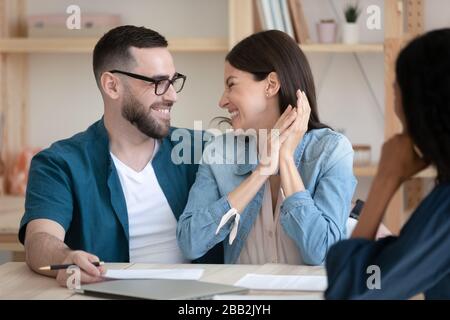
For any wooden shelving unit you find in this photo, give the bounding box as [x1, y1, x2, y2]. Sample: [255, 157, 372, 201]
[300, 43, 383, 53]
[0, 37, 229, 53]
[354, 165, 436, 178]
[0, 38, 383, 54]
[0, 195, 24, 260]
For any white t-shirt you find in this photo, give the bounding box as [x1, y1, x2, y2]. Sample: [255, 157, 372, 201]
[110, 141, 188, 263]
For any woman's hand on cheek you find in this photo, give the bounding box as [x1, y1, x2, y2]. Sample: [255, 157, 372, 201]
[377, 133, 429, 183]
[279, 90, 311, 159]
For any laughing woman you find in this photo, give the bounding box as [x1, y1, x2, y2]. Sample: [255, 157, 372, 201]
[177, 30, 357, 265]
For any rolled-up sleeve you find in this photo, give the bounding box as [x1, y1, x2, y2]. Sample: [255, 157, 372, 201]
[280, 136, 357, 265]
[19, 150, 74, 244]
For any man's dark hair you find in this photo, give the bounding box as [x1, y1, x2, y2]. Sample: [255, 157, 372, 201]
[93, 25, 168, 88]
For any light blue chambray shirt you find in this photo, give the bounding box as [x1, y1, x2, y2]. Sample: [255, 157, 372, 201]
[177, 128, 357, 265]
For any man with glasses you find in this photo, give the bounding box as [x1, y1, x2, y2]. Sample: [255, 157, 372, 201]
[18, 25, 222, 286]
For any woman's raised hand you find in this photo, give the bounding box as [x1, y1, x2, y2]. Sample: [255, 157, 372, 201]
[257, 105, 297, 176]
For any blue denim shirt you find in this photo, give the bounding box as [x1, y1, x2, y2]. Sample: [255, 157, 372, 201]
[177, 128, 357, 265]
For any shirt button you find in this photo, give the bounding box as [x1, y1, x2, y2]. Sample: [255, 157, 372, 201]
[268, 231, 274, 238]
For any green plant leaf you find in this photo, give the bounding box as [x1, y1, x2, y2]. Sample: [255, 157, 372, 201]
[344, 2, 361, 23]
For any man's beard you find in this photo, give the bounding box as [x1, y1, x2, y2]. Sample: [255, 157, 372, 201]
[121, 93, 171, 139]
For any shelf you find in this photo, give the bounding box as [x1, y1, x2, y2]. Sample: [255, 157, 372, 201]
[0, 37, 229, 53]
[300, 43, 383, 53]
[353, 165, 379, 177]
[0, 196, 24, 252]
[354, 164, 437, 178]
[0, 195, 24, 235]
[0, 38, 384, 54]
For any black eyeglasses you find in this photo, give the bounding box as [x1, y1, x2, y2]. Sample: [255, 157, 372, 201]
[109, 70, 186, 96]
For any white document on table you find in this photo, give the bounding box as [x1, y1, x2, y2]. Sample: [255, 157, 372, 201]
[103, 269, 204, 280]
[235, 274, 327, 291]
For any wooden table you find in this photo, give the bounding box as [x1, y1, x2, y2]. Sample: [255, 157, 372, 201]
[0, 262, 326, 300]
[0, 196, 24, 261]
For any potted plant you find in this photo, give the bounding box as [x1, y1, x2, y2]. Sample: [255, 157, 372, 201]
[342, 2, 361, 44]
[317, 19, 337, 43]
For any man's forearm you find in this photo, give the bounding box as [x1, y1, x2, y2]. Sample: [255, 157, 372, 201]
[25, 232, 71, 277]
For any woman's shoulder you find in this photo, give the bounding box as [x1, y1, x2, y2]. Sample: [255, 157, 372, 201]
[308, 128, 350, 146]
[302, 128, 353, 162]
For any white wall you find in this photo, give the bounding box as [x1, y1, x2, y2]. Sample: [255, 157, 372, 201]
[0, 252, 11, 265]
[26, 0, 450, 203]
[27, 0, 229, 147]
[28, 52, 227, 146]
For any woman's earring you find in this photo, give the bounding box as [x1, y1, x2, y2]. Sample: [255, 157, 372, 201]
[266, 92, 270, 97]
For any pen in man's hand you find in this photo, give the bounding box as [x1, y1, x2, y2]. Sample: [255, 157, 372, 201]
[39, 261, 104, 271]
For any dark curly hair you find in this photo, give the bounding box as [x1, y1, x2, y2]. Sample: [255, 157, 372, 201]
[396, 28, 450, 183]
[93, 25, 167, 88]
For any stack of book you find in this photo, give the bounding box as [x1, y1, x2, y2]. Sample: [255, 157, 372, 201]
[255, 0, 310, 44]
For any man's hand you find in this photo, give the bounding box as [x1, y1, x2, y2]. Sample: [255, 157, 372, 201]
[56, 250, 106, 287]
[25, 219, 106, 287]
